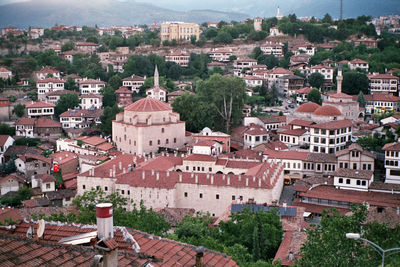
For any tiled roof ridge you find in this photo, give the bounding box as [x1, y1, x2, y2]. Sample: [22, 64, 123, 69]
[127, 228, 233, 259]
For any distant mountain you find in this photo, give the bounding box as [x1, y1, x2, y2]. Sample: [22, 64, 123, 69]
[149, 0, 400, 19]
[0, 0, 248, 28]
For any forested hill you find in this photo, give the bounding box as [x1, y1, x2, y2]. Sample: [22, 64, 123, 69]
[0, 0, 248, 28]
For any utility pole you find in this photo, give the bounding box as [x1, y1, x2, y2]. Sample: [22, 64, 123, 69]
[340, 0, 343, 20]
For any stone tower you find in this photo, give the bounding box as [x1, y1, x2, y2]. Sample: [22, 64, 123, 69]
[254, 17, 262, 31]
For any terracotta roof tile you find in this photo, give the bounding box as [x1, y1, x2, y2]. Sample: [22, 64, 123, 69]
[296, 102, 320, 113]
[125, 97, 172, 112]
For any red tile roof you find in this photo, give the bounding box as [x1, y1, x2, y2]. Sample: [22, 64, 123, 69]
[59, 108, 103, 118]
[137, 156, 183, 171]
[184, 154, 217, 162]
[80, 93, 102, 98]
[279, 129, 308, 136]
[368, 73, 398, 80]
[34, 118, 61, 128]
[269, 67, 293, 75]
[26, 101, 55, 108]
[78, 79, 106, 85]
[36, 67, 60, 73]
[19, 153, 52, 164]
[311, 119, 352, 130]
[122, 75, 145, 81]
[299, 185, 400, 208]
[334, 169, 373, 180]
[313, 105, 342, 116]
[36, 174, 56, 183]
[350, 58, 368, 64]
[296, 87, 311, 94]
[76, 42, 99, 46]
[0, 135, 12, 147]
[289, 119, 315, 127]
[311, 64, 334, 70]
[125, 97, 172, 112]
[36, 78, 65, 83]
[263, 150, 309, 161]
[364, 93, 400, 102]
[329, 92, 353, 99]
[296, 102, 320, 113]
[115, 86, 132, 93]
[383, 142, 400, 151]
[0, 221, 238, 267]
[81, 136, 107, 146]
[245, 125, 268, 135]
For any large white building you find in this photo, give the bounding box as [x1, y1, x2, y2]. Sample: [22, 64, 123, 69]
[368, 73, 399, 95]
[309, 120, 353, 154]
[383, 142, 400, 184]
[165, 51, 190, 67]
[122, 75, 145, 93]
[112, 97, 186, 155]
[260, 42, 284, 57]
[209, 48, 234, 62]
[77, 154, 284, 217]
[36, 78, 66, 100]
[80, 94, 103, 110]
[26, 101, 55, 118]
[79, 79, 106, 95]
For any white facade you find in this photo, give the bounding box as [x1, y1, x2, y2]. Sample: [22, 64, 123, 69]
[0, 135, 14, 164]
[80, 95, 103, 110]
[122, 75, 145, 93]
[37, 79, 65, 100]
[310, 120, 352, 154]
[209, 48, 233, 62]
[260, 42, 284, 57]
[27, 104, 55, 118]
[383, 143, 400, 184]
[79, 79, 106, 95]
[349, 60, 369, 72]
[233, 58, 257, 77]
[368, 74, 399, 94]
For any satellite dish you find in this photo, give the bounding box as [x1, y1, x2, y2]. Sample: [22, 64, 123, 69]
[26, 225, 34, 239]
[37, 219, 45, 238]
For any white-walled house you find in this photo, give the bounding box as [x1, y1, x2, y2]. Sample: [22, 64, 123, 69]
[79, 79, 106, 95]
[279, 129, 309, 147]
[244, 124, 269, 148]
[35, 67, 61, 80]
[333, 169, 374, 192]
[0, 173, 24, 195]
[309, 120, 353, 154]
[37, 78, 65, 100]
[383, 142, 400, 184]
[80, 94, 103, 110]
[32, 174, 56, 193]
[26, 101, 55, 118]
[0, 135, 14, 164]
[192, 140, 223, 156]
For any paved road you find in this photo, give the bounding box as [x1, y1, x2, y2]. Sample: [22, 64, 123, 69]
[279, 185, 295, 206]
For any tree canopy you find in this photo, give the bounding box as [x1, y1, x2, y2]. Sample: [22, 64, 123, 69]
[55, 93, 80, 118]
[308, 72, 325, 89]
[307, 88, 322, 105]
[342, 71, 369, 95]
[299, 205, 400, 266]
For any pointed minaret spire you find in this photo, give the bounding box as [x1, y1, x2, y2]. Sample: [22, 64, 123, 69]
[154, 65, 159, 88]
[337, 64, 343, 94]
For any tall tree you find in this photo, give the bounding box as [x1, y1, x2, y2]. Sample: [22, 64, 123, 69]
[308, 72, 325, 89]
[197, 74, 246, 133]
[342, 71, 369, 95]
[12, 104, 25, 117]
[55, 93, 80, 118]
[307, 88, 322, 105]
[357, 91, 366, 108]
[101, 86, 117, 107]
[108, 74, 122, 90]
[99, 104, 121, 135]
[65, 77, 78, 91]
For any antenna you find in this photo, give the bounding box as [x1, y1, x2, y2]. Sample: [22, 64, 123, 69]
[340, 0, 343, 20]
[37, 219, 45, 238]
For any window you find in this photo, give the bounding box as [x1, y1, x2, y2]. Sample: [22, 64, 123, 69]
[338, 178, 343, 183]
[346, 179, 351, 184]
[166, 139, 169, 144]
[232, 195, 235, 200]
[174, 138, 177, 143]
[83, 185, 86, 189]
[161, 128, 164, 133]
[42, 163, 46, 167]
[158, 140, 160, 145]
[149, 140, 152, 146]
[105, 186, 108, 191]
[216, 194, 219, 199]
[356, 180, 361, 185]
[209, 167, 212, 172]
[353, 163, 357, 169]
[199, 193, 203, 198]
[184, 192, 188, 197]
[46, 183, 50, 189]
[127, 190, 130, 195]
[362, 181, 366, 186]
[186, 166, 189, 171]
[121, 190, 125, 194]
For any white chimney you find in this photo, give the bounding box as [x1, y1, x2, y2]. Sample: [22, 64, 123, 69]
[96, 203, 113, 240]
[109, 169, 112, 177]
[142, 170, 145, 180]
[179, 173, 182, 182]
[119, 161, 122, 170]
[166, 170, 170, 177]
[227, 177, 230, 185]
[195, 174, 198, 184]
[246, 178, 249, 187]
[156, 172, 159, 180]
[211, 175, 214, 185]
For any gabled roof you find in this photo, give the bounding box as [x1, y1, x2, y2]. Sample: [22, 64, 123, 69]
[78, 79, 106, 85]
[311, 64, 334, 70]
[368, 73, 398, 80]
[263, 150, 309, 161]
[122, 74, 145, 81]
[34, 118, 62, 128]
[26, 101, 55, 108]
[115, 86, 132, 93]
[310, 119, 352, 130]
[350, 58, 368, 64]
[36, 78, 65, 83]
[125, 97, 172, 112]
[76, 42, 99, 46]
[80, 93, 102, 98]
[18, 153, 52, 164]
[296, 87, 311, 94]
[36, 67, 60, 73]
[383, 142, 400, 151]
[0, 220, 238, 266]
[289, 119, 315, 127]
[364, 94, 400, 102]
[0, 135, 12, 147]
[269, 67, 293, 75]
[279, 129, 307, 136]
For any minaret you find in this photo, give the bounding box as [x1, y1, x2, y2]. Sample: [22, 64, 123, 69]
[154, 65, 159, 88]
[276, 7, 283, 20]
[337, 65, 343, 94]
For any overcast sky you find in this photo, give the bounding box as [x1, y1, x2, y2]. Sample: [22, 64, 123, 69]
[0, 0, 398, 18]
